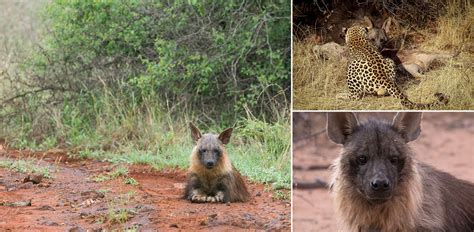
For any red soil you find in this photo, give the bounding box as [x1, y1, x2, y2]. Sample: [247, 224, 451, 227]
[0, 148, 290, 231]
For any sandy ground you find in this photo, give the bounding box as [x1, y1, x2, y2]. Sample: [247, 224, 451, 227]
[292, 112, 474, 231]
[0, 148, 290, 231]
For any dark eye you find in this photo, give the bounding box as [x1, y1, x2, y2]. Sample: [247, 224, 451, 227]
[199, 148, 206, 154]
[390, 156, 399, 165]
[357, 155, 368, 165]
[213, 149, 220, 156]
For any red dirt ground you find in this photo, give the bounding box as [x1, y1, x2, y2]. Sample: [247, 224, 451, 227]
[0, 147, 290, 231]
[293, 112, 474, 232]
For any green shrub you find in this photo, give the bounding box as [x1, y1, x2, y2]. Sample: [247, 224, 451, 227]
[23, 0, 290, 123]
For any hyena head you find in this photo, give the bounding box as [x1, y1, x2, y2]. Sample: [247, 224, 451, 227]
[189, 123, 232, 169]
[327, 112, 422, 203]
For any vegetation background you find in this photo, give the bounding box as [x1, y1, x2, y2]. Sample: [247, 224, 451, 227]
[0, 0, 291, 194]
[293, 0, 473, 110]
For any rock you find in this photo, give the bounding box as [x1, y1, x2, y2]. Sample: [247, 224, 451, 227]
[69, 226, 85, 232]
[39, 219, 59, 226]
[199, 219, 208, 226]
[36, 205, 55, 211]
[24, 174, 44, 184]
[0, 199, 32, 207]
[17, 182, 34, 189]
[80, 190, 105, 199]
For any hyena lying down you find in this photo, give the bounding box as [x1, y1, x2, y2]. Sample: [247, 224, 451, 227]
[327, 112, 474, 231]
[184, 123, 250, 203]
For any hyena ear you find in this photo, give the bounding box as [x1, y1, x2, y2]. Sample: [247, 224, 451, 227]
[189, 122, 202, 142]
[342, 27, 348, 35]
[218, 128, 233, 145]
[327, 112, 359, 144]
[364, 16, 374, 30]
[392, 112, 422, 143]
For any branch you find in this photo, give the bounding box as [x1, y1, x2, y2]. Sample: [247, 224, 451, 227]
[293, 178, 328, 189]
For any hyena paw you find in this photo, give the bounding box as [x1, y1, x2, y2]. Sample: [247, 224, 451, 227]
[206, 196, 217, 203]
[214, 191, 225, 202]
[205, 191, 225, 203]
[190, 190, 207, 203]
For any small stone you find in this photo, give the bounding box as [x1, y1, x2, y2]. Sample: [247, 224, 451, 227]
[17, 182, 34, 189]
[200, 219, 208, 226]
[36, 205, 55, 211]
[69, 226, 85, 232]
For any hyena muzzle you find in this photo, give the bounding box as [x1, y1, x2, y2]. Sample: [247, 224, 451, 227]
[184, 123, 250, 203]
[327, 112, 474, 232]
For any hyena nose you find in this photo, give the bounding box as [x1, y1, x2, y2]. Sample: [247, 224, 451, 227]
[370, 179, 390, 192]
[206, 161, 215, 167]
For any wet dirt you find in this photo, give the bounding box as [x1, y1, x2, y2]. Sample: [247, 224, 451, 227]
[0, 148, 290, 231]
[293, 112, 474, 232]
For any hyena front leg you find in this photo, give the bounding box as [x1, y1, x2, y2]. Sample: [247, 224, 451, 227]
[190, 189, 208, 203]
[185, 174, 208, 203]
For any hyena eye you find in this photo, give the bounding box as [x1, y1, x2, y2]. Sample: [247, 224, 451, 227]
[199, 149, 206, 154]
[390, 156, 399, 164]
[213, 149, 220, 156]
[357, 155, 368, 165]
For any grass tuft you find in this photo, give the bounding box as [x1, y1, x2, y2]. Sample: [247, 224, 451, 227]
[0, 159, 51, 178]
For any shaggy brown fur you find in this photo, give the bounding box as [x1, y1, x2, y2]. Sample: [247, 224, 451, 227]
[328, 112, 474, 232]
[184, 123, 250, 203]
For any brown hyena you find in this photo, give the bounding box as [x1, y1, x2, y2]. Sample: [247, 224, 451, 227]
[327, 112, 474, 231]
[184, 123, 250, 203]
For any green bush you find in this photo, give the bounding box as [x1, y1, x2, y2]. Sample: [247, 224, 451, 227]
[27, 0, 290, 123]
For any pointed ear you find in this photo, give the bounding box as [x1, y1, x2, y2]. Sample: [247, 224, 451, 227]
[327, 112, 359, 144]
[364, 16, 374, 29]
[189, 122, 202, 142]
[218, 128, 233, 145]
[392, 112, 422, 143]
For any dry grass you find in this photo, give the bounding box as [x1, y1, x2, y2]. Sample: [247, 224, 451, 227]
[293, 4, 474, 110]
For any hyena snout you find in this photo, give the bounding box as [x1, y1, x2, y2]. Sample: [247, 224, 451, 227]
[365, 172, 393, 201]
[370, 177, 390, 192]
[202, 153, 218, 169]
[205, 160, 215, 168]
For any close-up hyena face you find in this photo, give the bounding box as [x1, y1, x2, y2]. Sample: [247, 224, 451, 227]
[340, 120, 409, 202]
[327, 112, 421, 204]
[196, 135, 223, 169]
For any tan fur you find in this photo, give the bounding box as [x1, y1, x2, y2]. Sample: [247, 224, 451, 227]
[331, 153, 424, 232]
[186, 132, 250, 203]
[188, 145, 233, 184]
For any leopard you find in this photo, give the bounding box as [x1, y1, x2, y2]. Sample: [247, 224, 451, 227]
[343, 26, 449, 109]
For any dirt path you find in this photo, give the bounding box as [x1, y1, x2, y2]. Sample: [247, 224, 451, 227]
[0, 147, 290, 231]
[292, 112, 474, 231]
